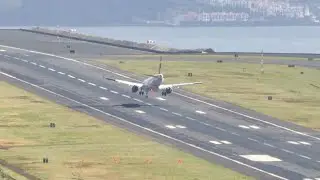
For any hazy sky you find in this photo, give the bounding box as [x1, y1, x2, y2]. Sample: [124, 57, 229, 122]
[0, 0, 22, 12]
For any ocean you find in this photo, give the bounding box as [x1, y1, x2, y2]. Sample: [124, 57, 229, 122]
[2, 26, 320, 53]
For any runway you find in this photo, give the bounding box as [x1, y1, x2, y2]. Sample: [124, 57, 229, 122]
[0, 30, 320, 180]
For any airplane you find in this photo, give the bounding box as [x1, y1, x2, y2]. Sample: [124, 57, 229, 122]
[103, 58, 202, 98]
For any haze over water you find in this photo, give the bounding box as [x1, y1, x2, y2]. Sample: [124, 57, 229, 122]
[4, 26, 320, 53]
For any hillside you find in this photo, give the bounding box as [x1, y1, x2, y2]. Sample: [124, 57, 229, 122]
[0, 0, 196, 26]
[0, 0, 319, 26]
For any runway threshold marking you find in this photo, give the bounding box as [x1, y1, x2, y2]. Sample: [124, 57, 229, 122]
[210, 141, 232, 145]
[166, 125, 186, 129]
[239, 125, 260, 130]
[287, 141, 311, 146]
[0, 71, 289, 180]
[2, 44, 317, 141]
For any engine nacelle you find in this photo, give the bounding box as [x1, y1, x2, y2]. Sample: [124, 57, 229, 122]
[165, 87, 172, 94]
[132, 85, 139, 93]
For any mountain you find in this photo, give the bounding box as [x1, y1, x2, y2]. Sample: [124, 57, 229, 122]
[0, 0, 191, 26]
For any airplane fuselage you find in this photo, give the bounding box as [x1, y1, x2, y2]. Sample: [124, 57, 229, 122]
[141, 75, 163, 92]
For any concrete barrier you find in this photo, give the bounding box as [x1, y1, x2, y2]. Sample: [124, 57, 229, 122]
[20, 28, 204, 54]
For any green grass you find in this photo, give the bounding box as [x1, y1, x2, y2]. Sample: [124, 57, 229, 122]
[98, 54, 319, 61]
[97, 58, 320, 130]
[0, 81, 252, 180]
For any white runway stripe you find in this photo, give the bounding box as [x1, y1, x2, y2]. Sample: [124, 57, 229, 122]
[110, 90, 118, 94]
[78, 78, 85, 82]
[48, 68, 56, 72]
[135, 110, 145, 114]
[88, 82, 96, 86]
[156, 97, 166, 101]
[58, 72, 65, 75]
[121, 94, 131, 98]
[196, 110, 206, 114]
[68, 75, 75, 78]
[100, 97, 109, 101]
[99, 86, 107, 90]
[240, 155, 282, 162]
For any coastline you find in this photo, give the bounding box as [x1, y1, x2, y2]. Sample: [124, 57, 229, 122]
[17, 27, 320, 58]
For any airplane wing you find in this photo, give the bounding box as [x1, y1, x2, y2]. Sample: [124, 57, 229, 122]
[159, 82, 202, 89]
[104, 77, 143, 87]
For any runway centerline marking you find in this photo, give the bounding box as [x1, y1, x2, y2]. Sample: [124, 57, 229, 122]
[196, 110, 206, 114]
[2, 44, 317, 141]
[121, 94, 131, 98]
[31, 62, 37, 65]
[48, 68, 56, 72]
[78, 78, 86, 82]
[99, 86, 107, 90]
[186, 117, 196, 121]
[159, 108, 168, 112]
[88, 82, 96, 86]
[39, 65, 46, 68]
[58, 72, 65, 75]
[110, 90, 118, 94]
[133, 98, 143, 103]
[21, 59, 28, 63]
[264, 143, 275, 148]
[68, 75, 75, 79]
[248, 138, 259, 142]
[299, 155, 311, 160]
[100, 97, 109, 101]
[172, 112, 182, 117]
[281, 149, 294, 154]
[0, 71, 289, 180]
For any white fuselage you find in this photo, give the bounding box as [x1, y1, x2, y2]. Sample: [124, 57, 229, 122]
[141, 74, 164, 92]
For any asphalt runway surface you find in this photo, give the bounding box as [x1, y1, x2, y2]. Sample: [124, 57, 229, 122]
[0, 30, 320, 180]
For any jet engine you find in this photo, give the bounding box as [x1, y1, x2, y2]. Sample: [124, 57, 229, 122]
[132, 85, 139, 93]
[165, 87, 172, 94]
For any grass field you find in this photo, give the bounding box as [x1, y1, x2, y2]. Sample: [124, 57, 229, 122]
[97, 58, 320, 130]
[0, 81, 252, 180]
[99, 54, 319, 62]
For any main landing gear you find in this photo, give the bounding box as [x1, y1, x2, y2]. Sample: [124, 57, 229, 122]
[161, 91, 167, 96]
[138, 91, 148, 98]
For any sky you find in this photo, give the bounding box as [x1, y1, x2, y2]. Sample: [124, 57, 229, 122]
[0, 0, 22, 12]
